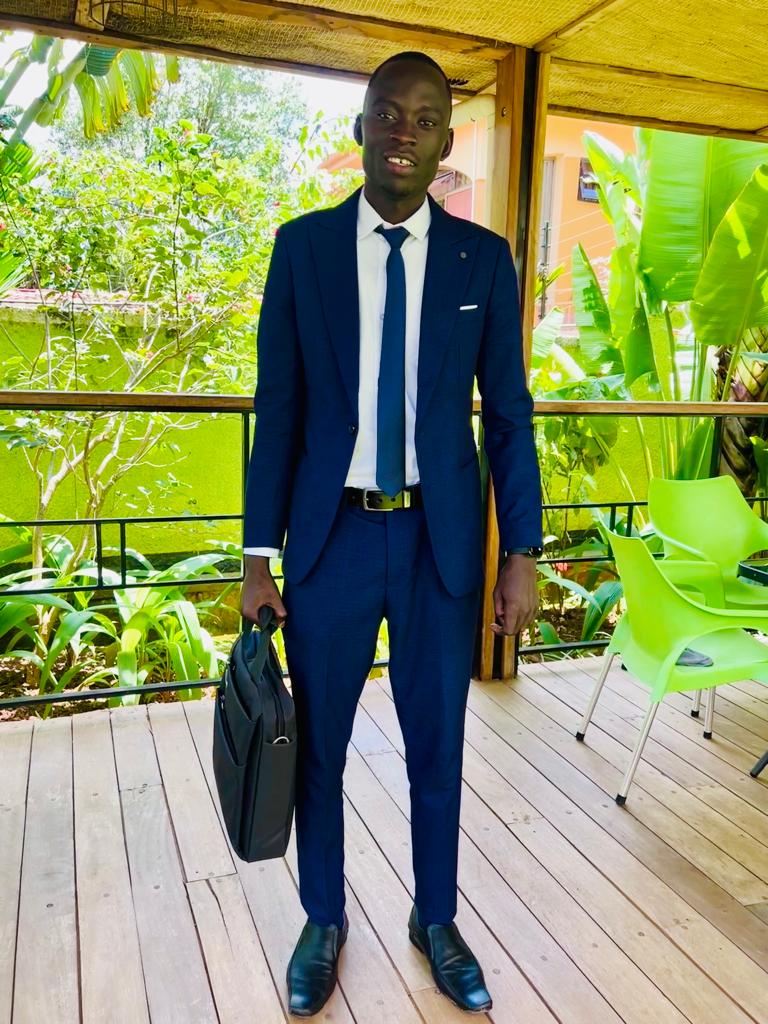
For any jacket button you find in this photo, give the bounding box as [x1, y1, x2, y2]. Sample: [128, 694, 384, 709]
[348, 424, 357, 434]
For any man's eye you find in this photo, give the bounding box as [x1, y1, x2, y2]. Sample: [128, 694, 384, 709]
[377, 111, 395, 120]
[420, 120, 437, 128]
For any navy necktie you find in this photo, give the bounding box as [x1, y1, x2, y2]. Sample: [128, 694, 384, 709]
[375, 224, 409, 497]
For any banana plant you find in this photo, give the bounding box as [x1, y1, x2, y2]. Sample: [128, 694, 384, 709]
[573, 129, 768, 489]
[0, 33, 178, 160]
[635, 132, 768, 489]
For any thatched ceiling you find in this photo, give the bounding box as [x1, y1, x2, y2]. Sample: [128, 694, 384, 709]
[0, 0, 767, 139]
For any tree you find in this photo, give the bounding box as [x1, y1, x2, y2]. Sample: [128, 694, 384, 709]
[0, 32, 171, 160]
[51, 57, 309, 172]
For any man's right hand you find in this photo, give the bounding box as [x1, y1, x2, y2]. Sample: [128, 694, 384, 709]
[240, 555, 288, 627]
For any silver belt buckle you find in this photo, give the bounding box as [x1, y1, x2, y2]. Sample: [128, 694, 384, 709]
[361, 488, 410, 511]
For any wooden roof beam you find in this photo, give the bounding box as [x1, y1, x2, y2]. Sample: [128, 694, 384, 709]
[535, 0, 633, 53]
[0, 11, 476, 95]
[550, 105, 768, 145]
[177, 0, 513, 61]
[554, 56, 768, 105]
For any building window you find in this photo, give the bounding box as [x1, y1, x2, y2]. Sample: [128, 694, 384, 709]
[577, 158, 599, 203]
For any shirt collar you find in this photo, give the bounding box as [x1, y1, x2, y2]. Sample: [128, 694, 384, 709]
[357, 189, 431, 242]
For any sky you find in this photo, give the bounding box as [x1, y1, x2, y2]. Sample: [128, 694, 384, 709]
[0, 29, 367, 145]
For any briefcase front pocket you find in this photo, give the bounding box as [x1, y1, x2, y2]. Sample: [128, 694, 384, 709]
[248, 735, 297, 859]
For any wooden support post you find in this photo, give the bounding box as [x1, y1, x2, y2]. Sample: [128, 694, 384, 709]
[478, 47, 549, 682]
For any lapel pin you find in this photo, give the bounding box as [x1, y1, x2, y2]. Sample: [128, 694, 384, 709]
[459, 251, 467, 260]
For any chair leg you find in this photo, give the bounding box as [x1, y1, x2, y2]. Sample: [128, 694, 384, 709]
[690, 690, 702, 718]
[576, 652, 614, 741]
[616, 700, 659, 806]
[751, 749, 768, 778]
[703, 687, 716, 739]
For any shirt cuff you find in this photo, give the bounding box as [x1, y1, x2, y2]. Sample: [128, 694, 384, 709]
[243, 547, 280, 557]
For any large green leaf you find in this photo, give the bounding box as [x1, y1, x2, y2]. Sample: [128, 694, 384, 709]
[691, 164, 768, 350]
[673, 419, 715, 479]
[531, 307, 565, 364]
[571, 243, 615, 369]
[582, 132, 640, 248]
[623, 302, 656, 387]
[581, 580, 623, 641]
[639, 133, 768, 302]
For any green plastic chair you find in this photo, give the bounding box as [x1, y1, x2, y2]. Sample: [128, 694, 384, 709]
[648, 475, 768, 609]
[576, 531, 768, 804]
[649, 475, 768, 718]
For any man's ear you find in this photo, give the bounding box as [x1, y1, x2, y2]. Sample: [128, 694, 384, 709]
[353, 114, 363, 146]
[441, 127, 454, 161]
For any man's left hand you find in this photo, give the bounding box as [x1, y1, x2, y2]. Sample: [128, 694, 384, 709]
[490, 554, 539, 636]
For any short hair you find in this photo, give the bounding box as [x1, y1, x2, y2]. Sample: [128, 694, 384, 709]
[367, 51, 452, 108]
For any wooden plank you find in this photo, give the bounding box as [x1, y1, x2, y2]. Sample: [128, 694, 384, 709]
[460, 739, 762, 1024]
[350, 697, 396, 755]
[549, 104, 768, 144]
[357, 688, 624, 1024]
[0, 721, 32, 1023]
[535, 0, 634, 52]
[534, 659, 768, 828]
[6, 390, 768, 419]
[185, 699, 354, 1019]
[490, 48, 528, 245]
[521, 53, 551, 376]
[238, 840, 355, 1021]
[147, 701, 235, 881]
[589, 658, 768, 759]
[13, 717, 79, 1024]
[283, 820, 428, 1023]
[467, 796, 752, 1024]
[368, 680, 768, 1023]
[110, 704, 163, 790]
[457, 682, 768, 974]
[715, 682, 768, 723]
[72, 710, 149, 1023]
[117, 707, 218, 1023]
[187, 873, 287, 1024]
[0, 13, 475, 97]
[181, 0, 512, 61]
[480, 482, 500, 680]
[554, 56, 768, 104]
[457, 685, 768, 1016]
[501, 671, 768, 903]
[572, 657, 768, 788]
[343, 733, 557, 1023]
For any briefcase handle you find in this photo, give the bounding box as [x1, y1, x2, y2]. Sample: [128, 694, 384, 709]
[240, 605, 279, 680]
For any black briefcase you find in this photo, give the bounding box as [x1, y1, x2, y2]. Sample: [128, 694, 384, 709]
[212, 605, 297, 861]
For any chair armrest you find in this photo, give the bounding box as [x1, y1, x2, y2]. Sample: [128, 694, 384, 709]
[653, 528, 709, 562]
[657, 559, 726, 607]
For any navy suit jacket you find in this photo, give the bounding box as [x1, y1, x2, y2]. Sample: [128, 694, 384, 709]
[243, 187, 542, 598]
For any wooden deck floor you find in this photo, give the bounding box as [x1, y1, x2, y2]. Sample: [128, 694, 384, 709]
[2, 655, 768, 1023]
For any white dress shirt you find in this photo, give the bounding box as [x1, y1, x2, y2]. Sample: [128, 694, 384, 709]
[244, 190, 430, 558]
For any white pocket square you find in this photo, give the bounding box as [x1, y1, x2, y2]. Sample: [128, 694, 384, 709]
[459, 304, 478, 311]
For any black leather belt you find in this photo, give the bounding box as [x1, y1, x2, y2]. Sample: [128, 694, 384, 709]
[345, 485, 423, 511]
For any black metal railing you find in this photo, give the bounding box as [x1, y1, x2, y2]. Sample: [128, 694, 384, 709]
[2, 392, 767, 709]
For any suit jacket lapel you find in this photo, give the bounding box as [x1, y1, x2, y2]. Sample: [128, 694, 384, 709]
[309, 187, 361, 417]
[417, 197, 478, 424]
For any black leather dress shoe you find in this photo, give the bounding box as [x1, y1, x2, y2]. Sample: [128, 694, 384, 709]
[408, 905, 492, 1013]
[286, 911, 349, 1017]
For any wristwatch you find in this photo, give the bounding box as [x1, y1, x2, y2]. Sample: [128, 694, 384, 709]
[505, 546, 543, 558]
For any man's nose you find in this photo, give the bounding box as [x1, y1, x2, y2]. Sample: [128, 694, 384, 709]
[389, 121, 417, 145]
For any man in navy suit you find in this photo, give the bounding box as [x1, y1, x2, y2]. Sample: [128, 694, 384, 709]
[241, 51, 542, 1016]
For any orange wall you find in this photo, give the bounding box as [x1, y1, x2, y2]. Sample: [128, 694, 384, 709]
[543, 115, 636, 326]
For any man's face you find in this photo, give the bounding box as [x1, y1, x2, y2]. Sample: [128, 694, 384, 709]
[357, 60, 453, 203]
